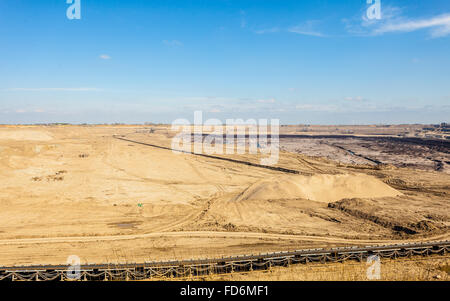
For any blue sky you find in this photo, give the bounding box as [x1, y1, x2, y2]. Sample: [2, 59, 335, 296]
[0, 0, 449, 124]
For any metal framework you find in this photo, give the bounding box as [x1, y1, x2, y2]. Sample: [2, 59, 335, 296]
[0, 240, 448, 281]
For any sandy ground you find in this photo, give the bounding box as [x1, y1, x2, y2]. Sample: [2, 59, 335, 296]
[0, 125, 448, 266]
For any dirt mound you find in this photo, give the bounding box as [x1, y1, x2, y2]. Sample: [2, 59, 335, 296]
[0, 130, 53, 141]
[233, 174, 402, 203]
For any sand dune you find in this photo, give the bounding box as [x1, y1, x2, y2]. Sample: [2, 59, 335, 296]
[233, 174, 402, 203]
[0, 130, 53, 141]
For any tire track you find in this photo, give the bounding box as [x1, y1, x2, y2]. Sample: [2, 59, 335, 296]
[113, 135, 303, 175]
[0, 231, 447, 246]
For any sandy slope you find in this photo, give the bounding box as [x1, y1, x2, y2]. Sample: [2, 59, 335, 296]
[0, 129, 53, 141]
[233, 174, 401, 203]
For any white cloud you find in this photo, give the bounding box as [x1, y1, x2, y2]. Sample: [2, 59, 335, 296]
[373, 13, 450, 37]
[343, 5, 450, 38]
[10, 108, 46, 113]
[254, 7, 450, 39]
[295, 104, 338, 112]
[343, 5, 402, 36]
[6, 88, 102, 92]
[345, 96, 365, 102]
[345, 5, 450, 38]
[99, 54, 111, 60]
[295, 101, 387, 113]
[288, 21, 325, 37]
[162, 40, 183, 47]
[179, 96, 280, 114]
[361, 5, 403, 27]
[254, 27, 279, 34]
[256, 98, 276, 104]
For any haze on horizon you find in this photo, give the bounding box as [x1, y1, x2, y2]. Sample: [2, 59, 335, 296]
[0, 0, 449, 125]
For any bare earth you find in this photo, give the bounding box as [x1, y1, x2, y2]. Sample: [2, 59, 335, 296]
[0, 125, 448, 267]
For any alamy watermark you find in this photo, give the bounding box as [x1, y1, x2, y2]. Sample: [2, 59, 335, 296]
[366, 0, 381, 20]
[65, 0, 381, 22]
[171, 111, 280, 166]
[366, 255, 381, 280]
[67, 255, 81, 280]
[66, 0, 81, 20]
